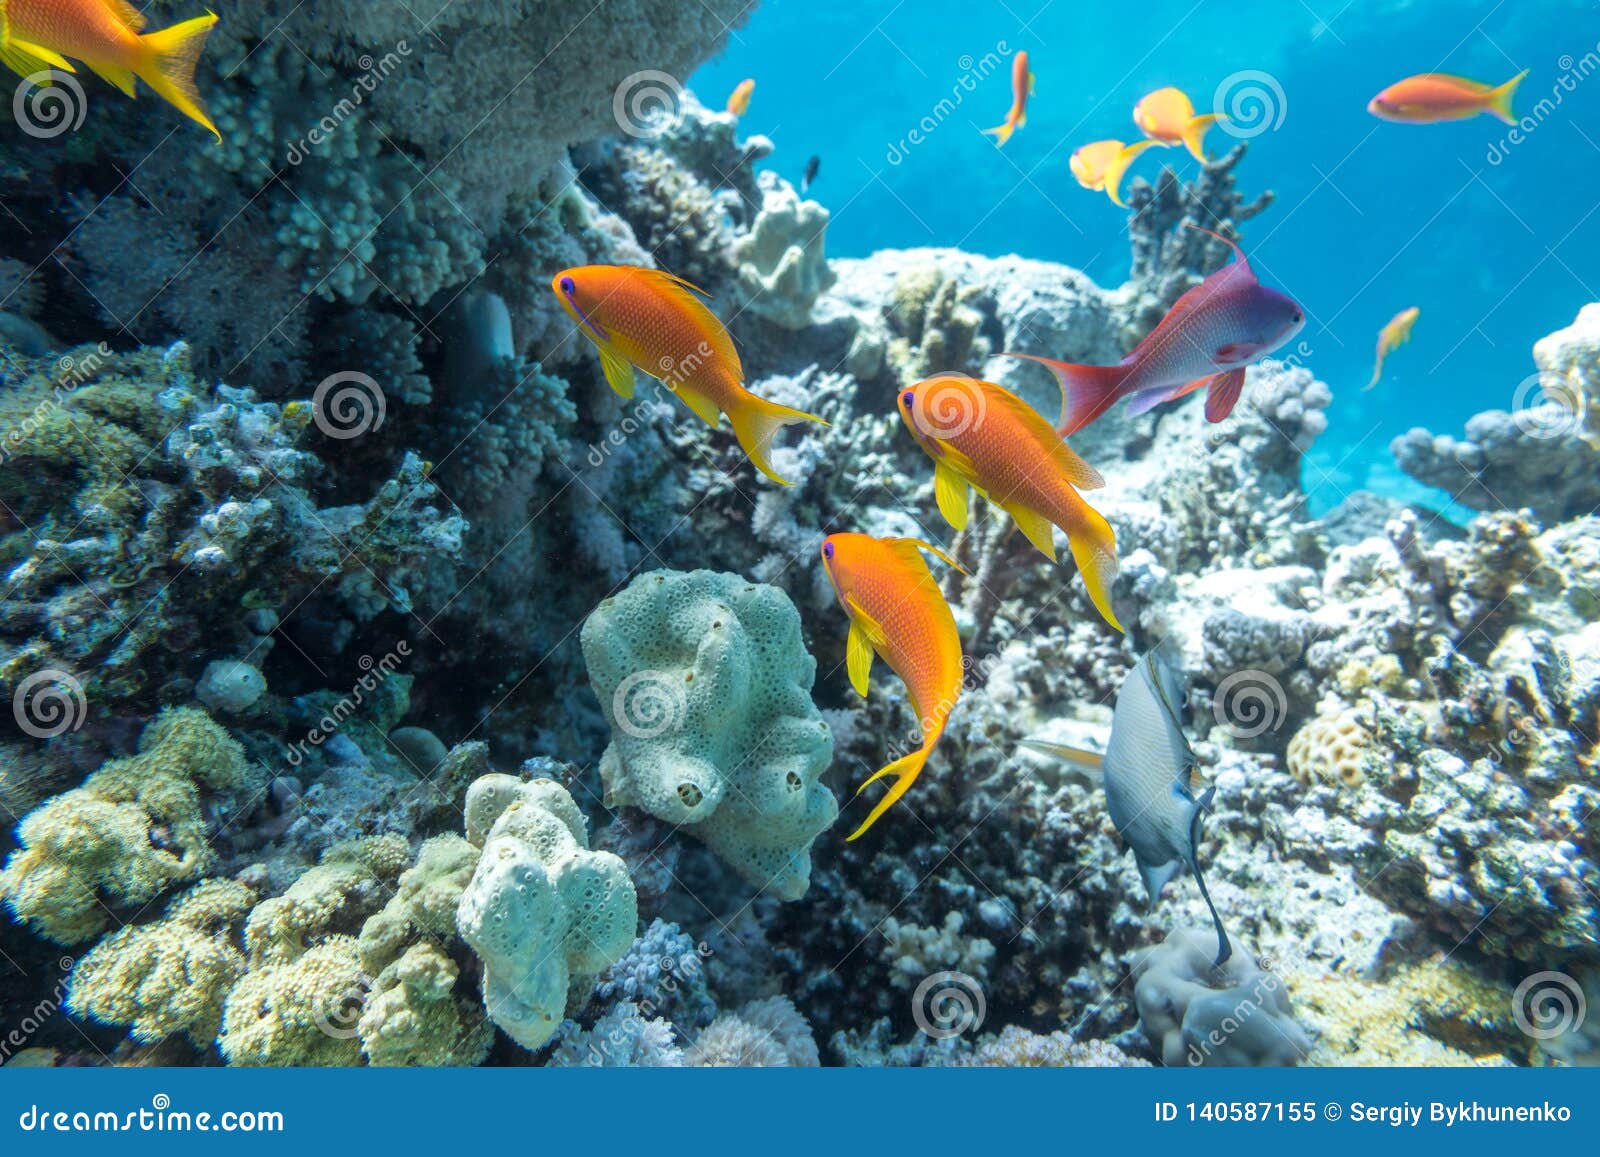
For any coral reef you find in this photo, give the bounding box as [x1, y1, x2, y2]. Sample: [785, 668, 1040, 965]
[581, 569, 836, 900]
[456, 774, 638, 1050]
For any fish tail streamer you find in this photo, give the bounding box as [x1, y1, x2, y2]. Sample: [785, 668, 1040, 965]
[846, 743, 934, 841]
[726, 393, 827, 486]
[1006, 352, 1126, 436]
[136, 12, 221, 140]
[982, 119, 1016, 147]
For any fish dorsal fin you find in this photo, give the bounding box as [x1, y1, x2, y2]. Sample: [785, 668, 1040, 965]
[105, 0, 149, 31]
[893, 536, 967, 574]
[933, 462, 971, 531]
[1183, 223, 1254, 277]
[626, 266, 743, 381]
[980, 384, 1106, 489]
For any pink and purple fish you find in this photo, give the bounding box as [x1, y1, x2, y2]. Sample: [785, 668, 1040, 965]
[1011, 226, 1305, 435]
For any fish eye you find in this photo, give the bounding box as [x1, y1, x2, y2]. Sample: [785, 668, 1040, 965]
[901, 390, 915, 407]
[1292, 309, 1304, 323]
[559, 275, 576, 296]
[822, 542, 834, 559]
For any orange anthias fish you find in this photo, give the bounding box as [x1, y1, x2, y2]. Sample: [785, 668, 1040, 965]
[1368, 70, 1527, 125]
[1133, 86, 1222, 162]
[726, 77, 754, 117]
[1365, 305, 1420, 391]
[820, 532, 965, 839]
[897, 375, 1122, 631]
[1070, 138, 1160, 207]
[0, 0, 222, 140]
[983, 50, 1032, 147]
[552, 265, 826, 485]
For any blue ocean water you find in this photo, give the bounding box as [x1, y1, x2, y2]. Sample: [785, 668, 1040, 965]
[694, 0, 1600, 513]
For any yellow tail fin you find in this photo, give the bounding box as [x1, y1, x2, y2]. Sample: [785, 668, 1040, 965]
[1062, 492, 1122, 632]
[1488, 69, 1527, 125]
[726, 393, 827, 486]
[1104, 140, 1159, 207]
[983, 120, 1016, 147]
[1180, 113, 1220, 162]
[135, 13, 221, 141]
[847, 745, 932, 841]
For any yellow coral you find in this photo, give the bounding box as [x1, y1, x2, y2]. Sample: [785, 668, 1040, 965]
[0, 708, 247, 944]
[1291, 958, 1521, 1066]
[219, 937, 369, 1066]
[243, 836, 409, 967]
[1286, 707, 1377, 788]
[66, 878, 255, 1045]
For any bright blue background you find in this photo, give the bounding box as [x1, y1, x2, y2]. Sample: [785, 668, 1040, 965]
[694, 0, 1600, 511]
[1, 1067, 1592, 1151]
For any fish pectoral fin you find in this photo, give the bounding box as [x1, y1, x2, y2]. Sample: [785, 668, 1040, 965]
[596, 344, 636, 399]
[1212, 342, 1256, 364]
[1203, 366, 1247, 423]
[669, 381, 722, 427]
[1003, 501, 1058, 561]
[845, 597, 889, 649]
[1, 40, 77, 77]
[933, 462, 971, 531]
[87, 60, 138, 98]
[845, 619, 876, 698]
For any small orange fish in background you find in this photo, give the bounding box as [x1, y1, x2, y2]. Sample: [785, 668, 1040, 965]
[983, 49, 1033, 147]
[0, 0, 222, 140]
[1070, 138, 1159, 207]
[1368, 70, 1527, 125]
[1133, 86, 1223, 162]
[820, 532, 966, 840]
[725, 77, 754, 116]
[897, 375, 1122, 631]
[552, 265, 826, 485]
[1365, 306, 1420, 391]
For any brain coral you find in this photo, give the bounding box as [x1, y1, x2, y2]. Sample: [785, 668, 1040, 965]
[456, 775, 638, 1051]
[0, 708, 249, 944]
[1133, 927, 1311, 1067]
[1286, 707, 1378, 788]
[580, 569, 837, 900]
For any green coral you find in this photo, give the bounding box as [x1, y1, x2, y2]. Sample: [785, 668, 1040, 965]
[355, 834, 491, 1067]
[0, 708, 249, 944]
[66, 878, 256, 1046]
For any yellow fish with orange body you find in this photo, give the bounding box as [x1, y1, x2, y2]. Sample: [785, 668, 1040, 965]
[0, 0, 221, 140]
[1133, 86, 1222, 162]
[1070, 138, 1159, 207]
[821, 532, 966, 839]
[552, 264, 826, 485]
[1365, 306, 1420, 391]
[898, 374, 1122, 631]
[983, 50, 1033, 147]
[725, 77, 754, 117]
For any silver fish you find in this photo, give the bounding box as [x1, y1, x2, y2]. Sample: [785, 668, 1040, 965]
[1025, 650, 1231, 965]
